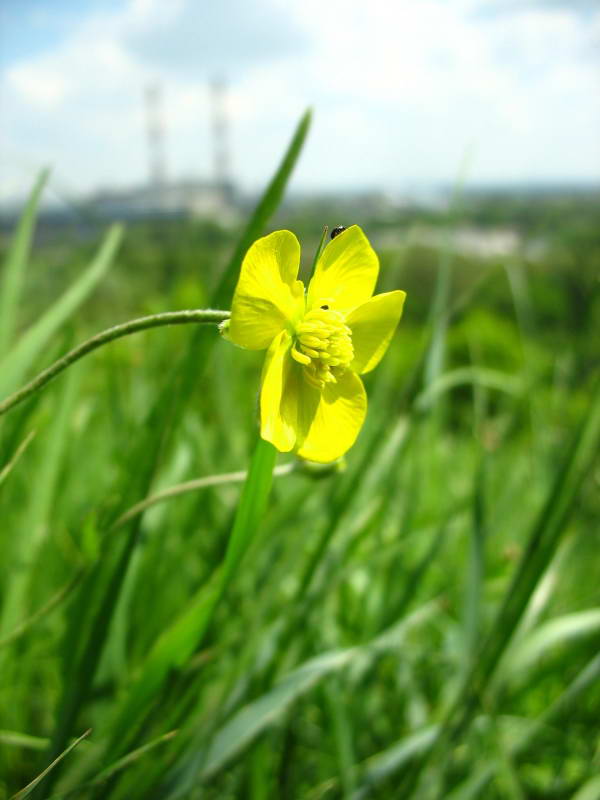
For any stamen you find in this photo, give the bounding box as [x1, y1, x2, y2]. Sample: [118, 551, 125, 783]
[291, 346, 311, 365]
[303, 346, 320, 359]
[293, 306, 354, 388]
[299, 335, 326, 349]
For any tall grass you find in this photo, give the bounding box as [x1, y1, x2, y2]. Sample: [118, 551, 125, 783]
[0, 113, 599, 799]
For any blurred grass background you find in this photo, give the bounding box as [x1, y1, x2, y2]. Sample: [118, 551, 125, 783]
[0, 117, 599, 799]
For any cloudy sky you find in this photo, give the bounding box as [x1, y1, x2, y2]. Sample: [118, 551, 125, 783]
[1, 0, 599, 202]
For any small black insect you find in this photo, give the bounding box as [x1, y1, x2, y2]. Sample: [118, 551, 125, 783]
[320, 305, 329, 310]
[330, 225, 347, 240]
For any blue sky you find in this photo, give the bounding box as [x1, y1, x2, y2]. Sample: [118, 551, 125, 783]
[1, 0, 599, 202]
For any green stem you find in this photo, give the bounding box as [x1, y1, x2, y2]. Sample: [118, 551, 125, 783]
[113, 462, 294, 529]
[0, 309, 229, 419]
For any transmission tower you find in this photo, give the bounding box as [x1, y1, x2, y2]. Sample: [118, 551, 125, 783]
[145, 83, 167, 191]
[210, 78, 230, 190]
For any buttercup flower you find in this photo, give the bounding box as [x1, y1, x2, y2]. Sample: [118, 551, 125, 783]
[227, 225, 406, 463]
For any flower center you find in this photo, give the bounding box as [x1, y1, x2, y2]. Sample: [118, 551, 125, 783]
[291, 307, 354, 388]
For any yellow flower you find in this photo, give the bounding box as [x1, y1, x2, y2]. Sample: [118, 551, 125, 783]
[228, 225, 406, 463]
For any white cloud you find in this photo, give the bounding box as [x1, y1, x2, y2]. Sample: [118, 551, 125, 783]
[282, 0, 600, 184]
[1, 0, 599, 202]
[7, 66, 72, 109]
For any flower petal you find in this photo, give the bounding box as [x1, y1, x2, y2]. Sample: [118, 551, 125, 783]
[296, 369, 367, 463]
[260, 331, 296, 452]
[307, 225, 378, 313]
[347, 290, 407, 374]
[229, 230, 305, 350]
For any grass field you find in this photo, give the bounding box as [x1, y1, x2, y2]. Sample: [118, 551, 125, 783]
[1, 114, 599, 799]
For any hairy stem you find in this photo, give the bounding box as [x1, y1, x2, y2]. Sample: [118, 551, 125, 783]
[0, 309, 230, 418]
[113, 462, 295, 529]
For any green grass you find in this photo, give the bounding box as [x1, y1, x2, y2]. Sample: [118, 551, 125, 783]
[0, 115, 599, 799]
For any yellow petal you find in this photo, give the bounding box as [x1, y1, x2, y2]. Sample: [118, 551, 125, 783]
[296, 369, 367, 463]
[347, 290, 407, 374]
[307, 225, 378, 314]
[259, 337, 322, 454]
[259, 331, 296, 452]
[229, 230, 305, 350]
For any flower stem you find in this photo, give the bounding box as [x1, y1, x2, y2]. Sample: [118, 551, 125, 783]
[113, 462, 295, 529]
[0, 309, 230, 419]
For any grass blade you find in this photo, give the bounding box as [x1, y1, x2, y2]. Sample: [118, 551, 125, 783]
[349, 727, 439, 800]
[0, 169, 49, 358]
[471, 379, 600, 693]
[50, 731, 179, 799]
[399, 378, 600, 797]
[31, 348, 196, 798]
[463, 456, 487, 666]
[447, 651, 600, 799]
[0, 731, 49, 752]
[414, 367, 523, 411]
[199, 603, 437, 781]
[0, 430, 36, 489]
[104, 438, 277, 760]
[10, 729, 91, 800]
[212, 108, 312, 308]
[0, 364, 81, 642]
[571, 774, 600, 800]
[0, 569, 85, 651]
[0, 223, 123, 397]
[498, 608, 600, 679]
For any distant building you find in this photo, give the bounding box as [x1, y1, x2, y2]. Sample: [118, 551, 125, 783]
[86, 178, 237, 222]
